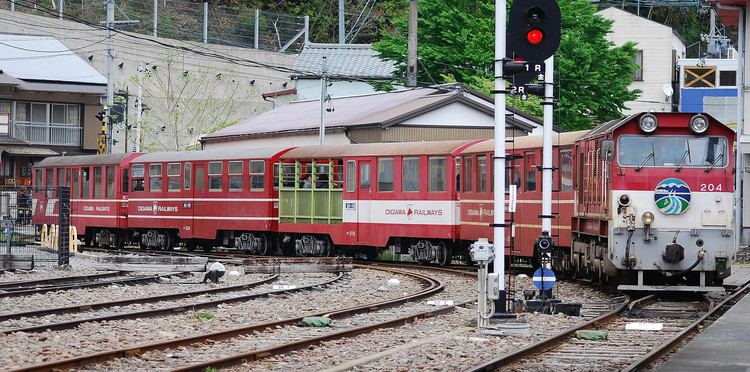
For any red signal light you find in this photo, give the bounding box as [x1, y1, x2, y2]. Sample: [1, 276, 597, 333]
[527, 29, 543, 45]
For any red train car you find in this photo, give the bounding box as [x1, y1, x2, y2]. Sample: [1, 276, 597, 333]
[276, 140, 478, 264]
[126, 148, 291, 252]
[32, 153, 142, 247]
[458, 131, 587, 265]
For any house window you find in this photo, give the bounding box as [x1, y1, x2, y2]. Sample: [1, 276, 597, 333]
[51, 104, 80, 125]
[719, 70, 737, 87]
[168, 163, 181, 192]
[684, 66, 716, 88]
[633, 50, 643, 81]
[0, 158, 12, 177]
[249, 160, 265, 191]
[0, 105, 9, 135]
[208, 161, 223, 191]
[229, 161, 243, 191]
[402, 157, 420, 192]
[149, 164, 162, 192]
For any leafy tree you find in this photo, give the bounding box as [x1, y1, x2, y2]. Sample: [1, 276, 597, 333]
[373, 0, 641, 131]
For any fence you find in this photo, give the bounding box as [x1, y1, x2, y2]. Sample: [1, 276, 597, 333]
[2, 0, 309, 53]
[0, 185, 70, 269]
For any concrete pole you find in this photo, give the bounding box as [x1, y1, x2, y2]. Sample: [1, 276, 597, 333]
[406, 0, 418, 87]
[203, 1, 208, 43]
[59, 0, 63, 19]
[254, 9, 260, 49]
[153, 0, 157, 37]
[338, 0, 345, 44]
[10, 0, 14, 12]
[492, 0, 507, 314]
[319, 56, 327, 145]
[134, 63, 143, 153]
[106, 0, 114, 154]
[736, 9, 745, 252]
[304, 16, 309, 46]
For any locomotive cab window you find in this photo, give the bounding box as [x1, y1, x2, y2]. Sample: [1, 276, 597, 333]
[428, 157, 446, 192]
[131, 165, 145, 192]
[402, 157, 420, 192]
[149, 164, 162, 192]
[208, 162, 223, 191]
[377, 158, 394, 192]
[229, 161, 243, 191]
[167, 163, 181, 192]
[249, 160, 265, 191]
[617, 135, 728, 168]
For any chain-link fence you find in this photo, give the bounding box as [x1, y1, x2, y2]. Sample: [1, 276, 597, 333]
[1, 0, 308, 53]
[0, 185, 70, 269]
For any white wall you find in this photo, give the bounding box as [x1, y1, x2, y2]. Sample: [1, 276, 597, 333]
[598, 8, 686, 114]
[203, 131, 350, 150]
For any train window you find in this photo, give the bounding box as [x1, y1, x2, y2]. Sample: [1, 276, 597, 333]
[46, 168, 53, 197]
[332, 160, 344, 189]
[81, 167, 90, 198]
[94, 167, 102, 198]
[121, 169, 129, 194]
[560, 150, 573, 191]
[463, 156, 473, 192]
[346, 160, 355, 192]
[196, 166, 205, 192]
[617, 135, 728, 168]
[58, 169, 65, 187]
[149, 164, 162, 192]
[478, 155, 487, 192]
[184, 163, 192, 190]
[525, 152, 536, 192]
[315, 164, 330, 189]
[402, 157, 420, 192]
[273, 163, 280, 190]
[65, 169, 71, 187]
[249, 160, 265, 191]
[167, 163, 181, 192]
[208, 162, 223, 191]
[106, 166, 115, 198]
[35, 168, 42, 188]
[360, 162, 371, 189]
[455, 158, 460, 192]
[72, 169, 79, 197]
[131, 165, 145, 192]
[428, 157, 446, 192]
[229, 161, 243, 191]
[377, 158, 394, 192]
[281, 163, 296, 188]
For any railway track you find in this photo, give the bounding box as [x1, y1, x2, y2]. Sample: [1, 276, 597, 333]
[0, 272, 121, 290]
[9, 265, 447, 371]
[0, 272, 170, 298]
[467, 283, 750, 371]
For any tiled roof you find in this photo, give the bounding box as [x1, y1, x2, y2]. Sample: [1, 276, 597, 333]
[292, 43, 395, 79]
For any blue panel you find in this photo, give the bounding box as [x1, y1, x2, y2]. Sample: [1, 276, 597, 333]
[679, 88, 736, 113]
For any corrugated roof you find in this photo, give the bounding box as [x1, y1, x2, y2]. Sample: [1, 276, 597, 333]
[2, 146, 58, 156]
[0, 71, 22, 86]
[18, 81, 106, 94]
[0, 136, 29, 146]
[35, 153, 137, 167]
[281, 140, 475, 159]
[133, 147, 290, 163]
[0, 34, 106, 84]
[462, 131, 589, 153]
[292, 43, 394, 79]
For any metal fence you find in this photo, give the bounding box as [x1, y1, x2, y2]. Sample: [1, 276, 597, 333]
[0, 185, 70, 269]
[2, 0, 309, 53]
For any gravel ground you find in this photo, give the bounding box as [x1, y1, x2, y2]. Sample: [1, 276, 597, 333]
[0, 255, 108, 284]
[0, 268, 421, 369]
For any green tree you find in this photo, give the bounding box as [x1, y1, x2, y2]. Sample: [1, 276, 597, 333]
[373, 0, 641, 131]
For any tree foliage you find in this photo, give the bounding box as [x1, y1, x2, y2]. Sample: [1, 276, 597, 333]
[373, 0, 642, 131]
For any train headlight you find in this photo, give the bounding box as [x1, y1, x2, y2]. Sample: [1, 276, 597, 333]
[618, 194, 631, 207]
[639, 113, 658, 133]
[689, 114, 709, 134]
[642, 211, 655, 226]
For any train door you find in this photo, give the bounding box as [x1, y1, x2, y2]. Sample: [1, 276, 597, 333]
[356, 160, 372, 243]
[183, 162, 194, 238]
[193, 163, 206, 237]
[120, 167, 129, 227]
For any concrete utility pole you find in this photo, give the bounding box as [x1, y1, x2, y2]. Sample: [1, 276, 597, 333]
[153, 0, 157, 37]
[203, 0, 208, 43]
[134, 62, 144, 153]
[492, 0, 507, 313]
[406, 0, 418, 87]
[338, 0, 345, 44]
[105, 0, 114, 154]
[319, 56, 328, 145]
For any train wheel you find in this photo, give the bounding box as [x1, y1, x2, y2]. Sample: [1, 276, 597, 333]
[256, 234, 269, 256]
[160, 233, 174, 251]
[435, 241, 451, 266]
[185, 240, 197, 252]
[112, 231, 125, 250]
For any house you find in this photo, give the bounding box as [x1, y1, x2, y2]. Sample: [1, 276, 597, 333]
[678, 56, 738, 126]
[597, 7, 687, 114]
[0, 34, 106, 186]
[200, 85, 545, 150]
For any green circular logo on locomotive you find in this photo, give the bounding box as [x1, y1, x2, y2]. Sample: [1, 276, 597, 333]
[654, 178, 691, 215]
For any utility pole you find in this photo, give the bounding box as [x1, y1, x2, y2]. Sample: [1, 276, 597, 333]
[492, 0, 507, 314]
[134, 62, 144, 153]
[338, 0, 345, 44]
[105, 0, 114, 154]
[319, 56, 327, 145]
[406, 0, 418, 87]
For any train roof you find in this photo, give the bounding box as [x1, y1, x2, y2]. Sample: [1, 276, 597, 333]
[34, 153, 139, 167]
[280, 140, 477, 159]
[132, 147, 291, 163]
[461, 131, 588, 154]
[580, 112, 731, 140]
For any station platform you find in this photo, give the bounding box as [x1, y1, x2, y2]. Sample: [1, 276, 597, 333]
[658, 265, 750, 372]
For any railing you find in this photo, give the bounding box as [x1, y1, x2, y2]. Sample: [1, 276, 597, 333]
[14, 123, 82, 146]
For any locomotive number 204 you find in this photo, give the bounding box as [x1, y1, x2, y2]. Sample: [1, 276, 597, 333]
[700, 183, 723, 192]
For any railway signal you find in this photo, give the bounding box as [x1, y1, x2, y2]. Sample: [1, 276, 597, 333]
[508, 0, 561, 63]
